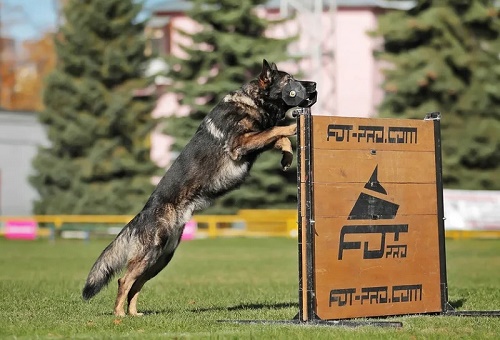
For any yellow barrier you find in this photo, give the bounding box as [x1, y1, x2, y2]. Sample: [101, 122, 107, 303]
[0, 215, 135, 239]
[0, 215, 134, 227]
[445, 230, 500, 240]
[0, 212, 296, 239]
[237, 209, 297, 237]
[1, 213, 499, 239]
[192, 215, 245, 238]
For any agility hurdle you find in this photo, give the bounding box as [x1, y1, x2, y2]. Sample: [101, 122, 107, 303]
[295, 108, 500, 324]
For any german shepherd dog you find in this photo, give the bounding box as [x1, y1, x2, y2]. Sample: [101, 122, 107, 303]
[82, 60, 317, 316]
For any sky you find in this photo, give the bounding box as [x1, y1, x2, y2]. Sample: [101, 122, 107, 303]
[1, 0, 167, 41]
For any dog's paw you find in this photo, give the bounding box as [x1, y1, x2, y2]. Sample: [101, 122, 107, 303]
[281, 151, 293, 171]
[129, 312, 144, 317]
[114, 310, 126, 317]
[284, 123, 297, 136]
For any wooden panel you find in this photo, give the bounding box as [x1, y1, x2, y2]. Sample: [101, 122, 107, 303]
[313, 215, 442, 319]
[313, 183, 438, 218]
[312, 149, 436, 184]
[297, 114, 443, 321]
[306, 116, 443, 319]
[311, 116, 435, 152]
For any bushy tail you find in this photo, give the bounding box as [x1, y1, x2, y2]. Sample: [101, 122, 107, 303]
[82, 230, 130, 300]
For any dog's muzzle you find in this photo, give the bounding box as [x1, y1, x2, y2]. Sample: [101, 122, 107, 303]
[282, 80, 317, 108]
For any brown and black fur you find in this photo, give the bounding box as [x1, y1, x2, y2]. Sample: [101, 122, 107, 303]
[82, 60, 301, 316]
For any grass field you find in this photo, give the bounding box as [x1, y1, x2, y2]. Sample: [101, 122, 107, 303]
[0, 237, 499, 339]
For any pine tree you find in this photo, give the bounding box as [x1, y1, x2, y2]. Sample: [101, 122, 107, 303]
[166, 0, 297, 213]
[373, 0, 500, 189]
[30, 0, 159, 214]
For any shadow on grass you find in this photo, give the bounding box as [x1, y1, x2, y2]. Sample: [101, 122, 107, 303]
[100, 308, 175, 316]
[448, 299, 466, 309]
[191, 301, 298, 313]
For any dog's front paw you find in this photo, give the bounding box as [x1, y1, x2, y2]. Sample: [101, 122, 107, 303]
[284, 123, 297, 136]
[281, 151, 293, 171]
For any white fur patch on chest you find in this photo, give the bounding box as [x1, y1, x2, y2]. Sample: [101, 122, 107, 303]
[181, 198, 209, 225]
[205, 118, 224, 140]
[212, 158, 249, 191]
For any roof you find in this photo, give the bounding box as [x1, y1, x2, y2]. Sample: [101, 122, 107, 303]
[0, 109, 39, 122]
[151, 0, 416, 13]
[151, 0, 190, 13]
[147, 16, 170, 28]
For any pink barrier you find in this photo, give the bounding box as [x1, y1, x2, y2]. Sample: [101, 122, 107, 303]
[182, 220, 197, 241]
[4, 220, 38, 240]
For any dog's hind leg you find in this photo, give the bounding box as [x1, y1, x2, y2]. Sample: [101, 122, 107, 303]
[126, 250, 177, 316]
[127, 278, 146, 316]
[114, 259, 149, 317]
[274, 137, 293, 171]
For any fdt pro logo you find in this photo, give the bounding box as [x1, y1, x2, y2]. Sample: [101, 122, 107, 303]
[338, 166, 408, 260]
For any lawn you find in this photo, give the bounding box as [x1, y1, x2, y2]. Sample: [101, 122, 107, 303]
[0, 237, 499, 339]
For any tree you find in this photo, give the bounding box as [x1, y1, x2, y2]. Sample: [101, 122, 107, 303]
[13, 33, 57, 111]
[373, 0, 500, 189]
[30, 0, 159, 214]
[0, 37, 17, 109]
[166, 0, 297, 213]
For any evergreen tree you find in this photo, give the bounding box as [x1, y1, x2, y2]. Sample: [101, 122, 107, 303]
[30, 0, 159, 214]
[373, 0, 500, 189]
[166, 0, 297, 213]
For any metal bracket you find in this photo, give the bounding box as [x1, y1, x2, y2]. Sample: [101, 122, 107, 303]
[424, 111, 441, 121]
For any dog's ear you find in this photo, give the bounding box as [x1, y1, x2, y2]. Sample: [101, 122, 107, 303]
[259, 59, 273, 88]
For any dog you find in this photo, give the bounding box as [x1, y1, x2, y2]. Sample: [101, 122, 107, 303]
[82, 60, 317, 316]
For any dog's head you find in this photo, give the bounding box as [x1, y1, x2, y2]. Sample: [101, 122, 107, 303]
[257, 59, 317, 120]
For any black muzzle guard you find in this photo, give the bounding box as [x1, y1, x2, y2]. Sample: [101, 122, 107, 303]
[282, 80, 317, 108]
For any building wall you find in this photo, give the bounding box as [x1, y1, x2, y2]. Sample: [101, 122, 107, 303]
[336, 8, 382, 117]
[0, 111, 48, 215]
[150, 6, 384, 166]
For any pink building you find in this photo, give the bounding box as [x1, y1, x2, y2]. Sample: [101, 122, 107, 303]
[146, 0, 411, 167]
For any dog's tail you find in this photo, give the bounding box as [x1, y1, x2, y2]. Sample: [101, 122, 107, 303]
[82, 228, 131, 300]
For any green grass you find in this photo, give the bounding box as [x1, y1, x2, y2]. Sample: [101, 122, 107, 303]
[0, 237, 499, 339]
